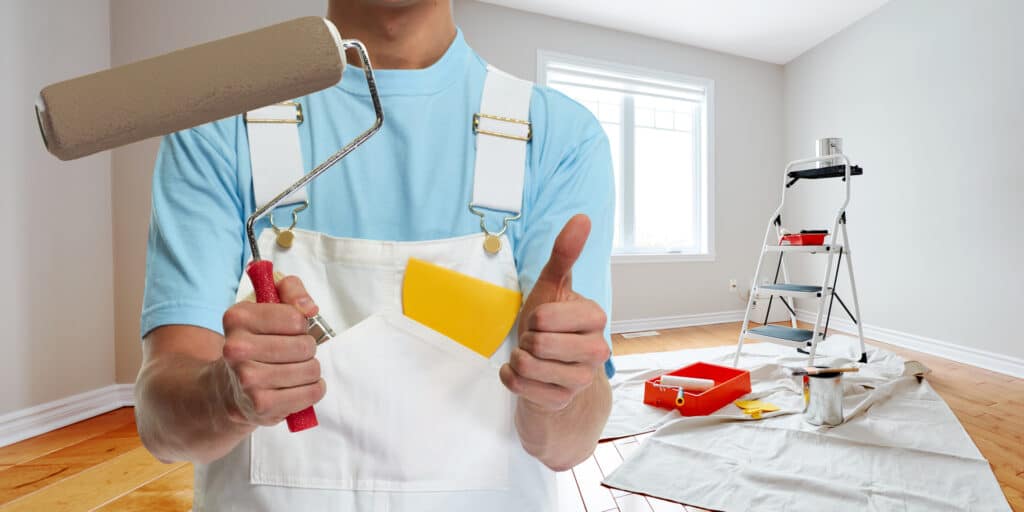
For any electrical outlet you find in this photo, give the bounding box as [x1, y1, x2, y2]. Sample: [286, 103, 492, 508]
[729, 279, 738, 292]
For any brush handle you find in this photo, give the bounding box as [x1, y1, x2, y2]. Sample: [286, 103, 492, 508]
[805, 366, 860, 375]
[246, 260, 319, 433]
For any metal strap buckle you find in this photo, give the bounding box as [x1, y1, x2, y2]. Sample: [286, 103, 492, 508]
[468, 204, 522, 254]
[244, 101, 303, 124]
[468, 204, 521, 237]
[473, 113, 531, 142]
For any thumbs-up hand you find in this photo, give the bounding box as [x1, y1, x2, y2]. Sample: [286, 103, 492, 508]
[499, 214, 610, 412]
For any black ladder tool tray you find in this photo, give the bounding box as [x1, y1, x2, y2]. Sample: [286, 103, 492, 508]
[786, 164, 863, 188]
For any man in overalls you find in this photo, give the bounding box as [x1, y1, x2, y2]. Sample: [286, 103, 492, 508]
[134, 0, 615, 510]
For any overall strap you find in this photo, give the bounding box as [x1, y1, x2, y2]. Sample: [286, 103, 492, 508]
[471, 66, 533, 215]
[245, 101, 308, 208]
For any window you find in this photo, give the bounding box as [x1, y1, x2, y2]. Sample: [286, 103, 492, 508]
[539, 52, 714, 262]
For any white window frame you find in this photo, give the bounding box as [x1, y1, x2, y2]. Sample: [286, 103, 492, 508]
[537, 50, 716, 264]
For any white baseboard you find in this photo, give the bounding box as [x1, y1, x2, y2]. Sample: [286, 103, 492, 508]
[795, 309, 1024, 378]
[0, 384, 135, 447]
[611, 308, 1024, 378]
[612, 310, 746, 334]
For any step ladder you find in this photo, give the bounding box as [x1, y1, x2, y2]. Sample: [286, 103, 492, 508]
[733, 153, 867, 366]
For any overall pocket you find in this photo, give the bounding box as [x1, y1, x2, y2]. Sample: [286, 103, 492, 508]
[250, 311, 515, 492]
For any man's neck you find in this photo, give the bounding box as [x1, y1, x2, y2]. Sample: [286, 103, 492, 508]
[327, 1, 456, 70]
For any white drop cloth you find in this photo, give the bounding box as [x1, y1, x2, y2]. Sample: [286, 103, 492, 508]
[600, 336, 1011, 511]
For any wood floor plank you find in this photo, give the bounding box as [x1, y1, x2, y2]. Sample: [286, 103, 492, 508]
[0, 423, 143, 503]
[572, 455, 618, 512]
[92, 463, 193, 512]
[1003, 482, 1024, 511]
[615, 493, 653, 512]
[593, 442, 624, 477]
[0, 447, 182, 512]
[593, 442, 629, 498]
[557, 468, 587, 512]
[0, 409, 135, 467]
[646, 496, 686, 511]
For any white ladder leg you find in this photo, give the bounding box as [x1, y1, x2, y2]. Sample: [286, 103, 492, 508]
[840, 219, 867, 362]
[734, 250, 765, 367]
[808, 248, 836, 364]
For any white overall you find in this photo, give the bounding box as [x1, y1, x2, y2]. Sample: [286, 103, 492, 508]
[193, 68, 557, 511]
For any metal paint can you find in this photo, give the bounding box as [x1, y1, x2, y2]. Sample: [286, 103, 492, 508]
[803, 370, 844, 426]
[815, 137, 843, 168]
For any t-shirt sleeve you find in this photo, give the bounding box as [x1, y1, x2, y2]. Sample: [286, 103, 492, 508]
[140, 122, 246, 339]
[515, 92, 617, 378]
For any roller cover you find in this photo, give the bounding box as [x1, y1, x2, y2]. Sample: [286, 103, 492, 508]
[36, 16, 345, 160]
[659, 375, 715, 392]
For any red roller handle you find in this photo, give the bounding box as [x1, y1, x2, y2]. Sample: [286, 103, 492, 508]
[246, 260, 319, 433]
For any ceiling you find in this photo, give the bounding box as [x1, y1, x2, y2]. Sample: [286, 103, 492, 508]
[475, 0, 891, 64]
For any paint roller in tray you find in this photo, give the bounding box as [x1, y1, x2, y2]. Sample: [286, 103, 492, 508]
[35, 17, 385, 432]
[657, 375, 716, 406]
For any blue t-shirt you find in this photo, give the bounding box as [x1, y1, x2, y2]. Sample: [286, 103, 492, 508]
[142, 29, 616, 377]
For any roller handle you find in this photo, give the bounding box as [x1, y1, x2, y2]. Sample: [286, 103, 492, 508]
[246, 260, 319, 433]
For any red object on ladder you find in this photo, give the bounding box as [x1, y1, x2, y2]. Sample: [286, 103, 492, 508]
[780, 232, 827, 246]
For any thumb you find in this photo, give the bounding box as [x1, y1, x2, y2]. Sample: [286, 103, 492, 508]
[536, 214, 592, 292]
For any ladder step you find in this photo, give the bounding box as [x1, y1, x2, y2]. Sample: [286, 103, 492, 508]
[758, 284, 825, 297]
[764, 244, 840, 253]
[747, 325, 815, 343]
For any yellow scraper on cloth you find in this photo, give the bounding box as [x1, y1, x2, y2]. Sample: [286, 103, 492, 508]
[735, 399, 781, 419]
[402, 257, 522, 358]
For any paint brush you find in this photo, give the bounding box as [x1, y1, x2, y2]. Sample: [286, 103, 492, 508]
[789, 366, 860, 376]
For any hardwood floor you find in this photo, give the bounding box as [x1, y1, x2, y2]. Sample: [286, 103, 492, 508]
[0, 321, 1019, 511]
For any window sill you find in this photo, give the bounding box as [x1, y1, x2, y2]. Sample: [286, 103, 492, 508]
[612, 252, 715, 264]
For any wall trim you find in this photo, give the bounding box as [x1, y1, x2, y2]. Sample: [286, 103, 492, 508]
[795, 310, 1024, 379]
[612, 310, 746, 334]
[611, 309, 1024, 378]
[0, 384, 135, 448]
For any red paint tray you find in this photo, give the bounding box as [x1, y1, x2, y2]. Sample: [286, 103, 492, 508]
[780, 232, 827, 245]
[643, 362, 751, 416]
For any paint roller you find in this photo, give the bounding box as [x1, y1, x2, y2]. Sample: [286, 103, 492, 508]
[36, 16, 350, 160]
[657, 375, 716, 407]
[35, 17, 385, 432]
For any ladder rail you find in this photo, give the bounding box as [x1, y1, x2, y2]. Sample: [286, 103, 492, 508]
[733, 215, 778, 366]
[840, 218, 868, 362]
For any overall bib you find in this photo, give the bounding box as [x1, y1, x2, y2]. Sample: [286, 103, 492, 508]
[193, 68, 558, 511]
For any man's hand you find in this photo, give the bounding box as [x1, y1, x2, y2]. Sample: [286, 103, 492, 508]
[500, 214, 609, 411]
[499, 214, 613, 471]
[135, 276, 328, 464]
[222, 276, 327, 427]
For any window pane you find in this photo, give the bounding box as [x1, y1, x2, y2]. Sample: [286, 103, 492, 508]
[544, 55, 710, 256]
[674, 111, 693, 131]
[655, 110, 674, 130]
[635, 107, 654, 128]
[633, 125, 695, 251]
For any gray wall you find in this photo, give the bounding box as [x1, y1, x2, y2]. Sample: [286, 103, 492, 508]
[456, 0, 785, 324]
[784, 0, 1023, 359]
[109, 0, 326, 383]
[1, 0, 114, 413]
